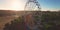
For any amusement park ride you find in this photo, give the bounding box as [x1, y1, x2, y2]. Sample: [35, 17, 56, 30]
[24, 0, 42, 30]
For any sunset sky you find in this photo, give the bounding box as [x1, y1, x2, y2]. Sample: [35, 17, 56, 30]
[0, 0, 60, 11]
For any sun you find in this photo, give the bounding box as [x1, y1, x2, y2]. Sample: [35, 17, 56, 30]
[11, 0, 23, 11]
[11, 2, 20, 11]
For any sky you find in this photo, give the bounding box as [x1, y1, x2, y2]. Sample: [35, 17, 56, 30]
[0, 0, 60, 11]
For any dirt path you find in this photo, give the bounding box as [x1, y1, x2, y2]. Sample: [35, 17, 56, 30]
[0, 16, 19, 30]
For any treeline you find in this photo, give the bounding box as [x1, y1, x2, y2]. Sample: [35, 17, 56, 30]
[0, 10, 16, 17]
[41, 11, 60, 30]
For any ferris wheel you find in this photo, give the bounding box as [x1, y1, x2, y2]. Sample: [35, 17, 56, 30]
[24, 0, 42, 30]
[24, 0, 41, 11]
